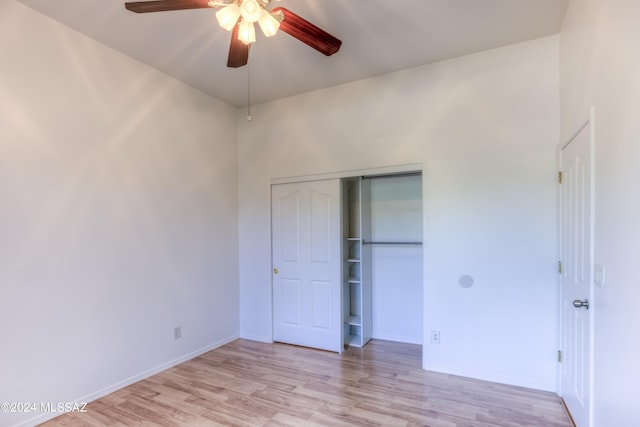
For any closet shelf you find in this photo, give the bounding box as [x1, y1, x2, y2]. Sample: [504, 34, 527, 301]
[344, 334, 363, 347]
[345, 315, 362, 326]
[343, 177, 371, 349]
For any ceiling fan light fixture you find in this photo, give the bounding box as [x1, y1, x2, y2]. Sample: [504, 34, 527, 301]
[238, 18, 256, 45]
[257, 10, 280, 37]
[216, 3, 241, 31]
[124, 0, 342, 68]
[240, 0, 262, 23]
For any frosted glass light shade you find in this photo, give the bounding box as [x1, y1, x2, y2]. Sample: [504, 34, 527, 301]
[216, 4, 241, 31]
[240, 0, 262, 23]
[258, 10, 279, 37]
[238, 19, 256, 44]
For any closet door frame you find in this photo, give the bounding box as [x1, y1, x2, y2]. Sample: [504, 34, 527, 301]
[269, 163, 423, 351]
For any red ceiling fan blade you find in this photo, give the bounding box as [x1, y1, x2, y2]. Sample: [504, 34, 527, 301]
[271, 7, 342, 56]
[125, 0, 212, 13]
[227, 21, 249, 68]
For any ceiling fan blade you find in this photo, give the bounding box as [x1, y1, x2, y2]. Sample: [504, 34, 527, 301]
[271, 7, 342, 56]
[125, 0, 212, 13]
[227, 21, 249, 68]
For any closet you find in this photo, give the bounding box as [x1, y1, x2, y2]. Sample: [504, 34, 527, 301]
[341, 174, 423, 348]
[271, 172, 422, 352]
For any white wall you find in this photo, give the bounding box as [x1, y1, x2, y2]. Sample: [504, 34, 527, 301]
[0, 2, 239, 426]
[560, 1, 640, 425]
[238, 36, 560, 390]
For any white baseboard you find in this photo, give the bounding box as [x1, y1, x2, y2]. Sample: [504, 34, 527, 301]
[372, 333, 422, 345]
[422, 362, 556, 392]
[14, 335, 239, 427]
[239, 333, 273, 343]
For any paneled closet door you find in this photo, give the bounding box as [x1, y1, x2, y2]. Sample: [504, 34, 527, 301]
[271, 179, 342, 353]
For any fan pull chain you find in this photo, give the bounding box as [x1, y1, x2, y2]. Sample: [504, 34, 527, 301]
[246, 57, 252, 121]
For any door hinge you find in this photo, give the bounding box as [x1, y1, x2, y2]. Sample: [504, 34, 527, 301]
[558, 261, 563, 274]
[558, 171, 563, 184]
[558, 350, 563, 363]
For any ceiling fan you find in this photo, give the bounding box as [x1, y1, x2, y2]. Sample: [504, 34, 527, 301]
[124, 0, 342, 68]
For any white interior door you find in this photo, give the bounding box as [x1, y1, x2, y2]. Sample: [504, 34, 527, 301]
[559, 119, 593, 427]
[272, 179, 341, 352]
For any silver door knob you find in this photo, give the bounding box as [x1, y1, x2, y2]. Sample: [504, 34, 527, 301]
[572, 299, 589, 310]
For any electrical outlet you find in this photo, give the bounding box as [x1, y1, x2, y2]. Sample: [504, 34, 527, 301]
[430, 330, 440, 344]
[174, 326, 182, 340]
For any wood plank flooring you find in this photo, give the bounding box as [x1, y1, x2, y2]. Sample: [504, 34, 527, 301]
[42, 339, 572, 426]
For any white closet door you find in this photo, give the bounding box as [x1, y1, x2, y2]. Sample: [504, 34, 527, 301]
[271, 179, 342, 352]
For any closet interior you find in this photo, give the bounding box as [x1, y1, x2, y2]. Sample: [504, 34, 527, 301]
[342, 173, 423, 349]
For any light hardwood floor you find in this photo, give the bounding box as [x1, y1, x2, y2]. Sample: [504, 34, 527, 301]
[42, 339, 572, 426]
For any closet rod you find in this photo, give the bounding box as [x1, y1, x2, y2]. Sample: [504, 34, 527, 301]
[363, 240, 423, 246]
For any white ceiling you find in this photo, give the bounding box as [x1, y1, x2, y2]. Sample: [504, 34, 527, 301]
[17, 0, 568, 107]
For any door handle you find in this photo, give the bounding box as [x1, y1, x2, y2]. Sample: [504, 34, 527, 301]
[273, 268, 278, 274]
[572, 299, 589, 310]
